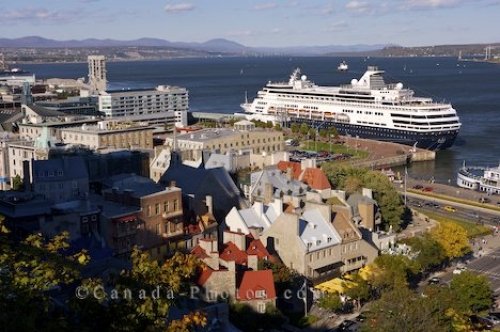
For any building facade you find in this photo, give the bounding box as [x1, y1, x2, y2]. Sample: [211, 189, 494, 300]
[164, 121, 284, 155]
[60, 121, 154, 150]
[98, 85, 188, 126]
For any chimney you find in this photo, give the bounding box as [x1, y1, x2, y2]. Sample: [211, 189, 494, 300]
[286, 167, 293, 181]
[223, 230, 246, 251]
[169, 180, 176, 188]
[362, 188, 373, 199]
[205, 195, 213, 215]
[264, 182, 273, 204]
[247, 254, 258, 271]
[248, 226, 261, 240]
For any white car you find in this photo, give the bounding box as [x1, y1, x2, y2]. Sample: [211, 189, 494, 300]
[453, 266, 467, 275]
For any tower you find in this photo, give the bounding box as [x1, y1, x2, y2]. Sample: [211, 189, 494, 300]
[88, 55, 107, 94]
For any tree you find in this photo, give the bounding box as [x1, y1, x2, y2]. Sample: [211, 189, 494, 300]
[344, 176, 363, 194]
[291, 123, 300, 134]
[0, 216, 206, 331]
[450, 271, 493, 314]
[403, 234, 447, 272]
[11, 174, 23, 191]
[329, 126, 339, 139]
[361, 285, 451, 332]
[369, 254, 420, 291]
[430, 221, 471, 259]
[317, 292, 343, 312]
[299, 123, 309, 137]
[321, 165, 405, 231]
[0, 217, 89, 331]
[343, 273, 372, 311]
[319, 128, 329, 139]
[308, 128, 316, 140]
[274, 123, 282, 131]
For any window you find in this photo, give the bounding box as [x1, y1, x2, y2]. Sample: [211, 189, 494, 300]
[148, 205, 152, 217]
[155, 203, 160, 215]
[156, 223, 162, 235]
[255, 290, 266, 298]
[173, 199, 178, 211]
[258, 303, 266, 313]
[164, 201, 169, 212]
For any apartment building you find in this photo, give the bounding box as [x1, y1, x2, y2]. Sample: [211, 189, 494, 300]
[98, 85, 188, 126]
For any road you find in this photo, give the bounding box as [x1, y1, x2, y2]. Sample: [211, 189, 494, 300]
[406, 195, 500, 226]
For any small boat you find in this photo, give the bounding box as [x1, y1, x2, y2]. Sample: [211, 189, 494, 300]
[337, 61, 348, 72]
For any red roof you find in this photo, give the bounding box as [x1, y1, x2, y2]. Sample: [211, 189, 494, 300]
[191, 244, 210, 259]
[300, 168, 331, 190]
[236, 270, 276, 301]
[220, 241, 248, 265]
[246, 239, 270, 259]
[197, 267, 213, 285]
[277, 161, 302, 179]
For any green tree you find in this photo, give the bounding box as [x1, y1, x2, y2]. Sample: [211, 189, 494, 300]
[0, 217, 89, 331]
[319, 128, 329, 139]
[344, 176, 363, 194]
[308, 128, 316, 140]
[0, 217, 206, 331]
[329, 126, 339, 139]
[430, 221, 471, 259]
[274, 123, 282, 131]
[11, 174, 23, 191]
[403, 234, 447, 272]
[317, 292, 343, 312]
[343, 273, 372, 311]
[370, 254, 420, 291]
[450, 271, 493, 314]
[321, 165, 405, 231]
[291, 123, 300, 134]
[299, 123, 309, 137]
[361, 285, 451, 332]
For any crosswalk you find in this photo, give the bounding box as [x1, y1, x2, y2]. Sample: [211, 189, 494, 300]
[466, 248, 500, 293]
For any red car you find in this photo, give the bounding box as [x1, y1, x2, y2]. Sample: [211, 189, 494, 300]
[422, 187, 433, 192]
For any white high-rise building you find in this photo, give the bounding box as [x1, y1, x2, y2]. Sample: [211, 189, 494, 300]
[88, 55, 107, 94]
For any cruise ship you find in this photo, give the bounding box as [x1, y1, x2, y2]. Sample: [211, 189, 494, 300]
[236, 66, 461, 150]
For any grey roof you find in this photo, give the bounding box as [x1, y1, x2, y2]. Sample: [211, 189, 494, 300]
[26, 104, 66, 117]
[90, 193, 140, 218]
[32, 156, 88, 183]
[205, 153, 232, 171]
[103, 173, 172, 197]
[251, 168, 307, 198]
[299, 209, 342, 251]
[346, 193, 377, 217]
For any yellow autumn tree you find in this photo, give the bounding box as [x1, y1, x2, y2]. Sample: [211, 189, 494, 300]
[430, 221, 471, 259]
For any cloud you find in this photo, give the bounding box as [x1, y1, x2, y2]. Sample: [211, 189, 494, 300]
[0, 7, 85, 22]
[253, 3, 278, 10]
[324, 21, 349, 32]
[345, 0, 371, 13]
[404, 0, 461, 8]
[164, 3, 195, 13]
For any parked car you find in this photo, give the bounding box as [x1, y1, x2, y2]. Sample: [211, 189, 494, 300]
[443, 205, 456, 213]
[484, 315, 500, 325]
[423, 187, 433, 192]
[428, 277, 441, 285]
[453, 266, 467, 275]
[470, 315, 494, 330]
[339, 319, 359, 332]
[413, 184, 424, 190]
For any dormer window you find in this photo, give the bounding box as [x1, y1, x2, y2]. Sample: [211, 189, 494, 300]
[316, 240, 321, 246]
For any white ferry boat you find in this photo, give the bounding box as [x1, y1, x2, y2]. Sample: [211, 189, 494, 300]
[236, 66, 461, 150]
[337, 61, 348, 72]
[457, 163, 500, 194]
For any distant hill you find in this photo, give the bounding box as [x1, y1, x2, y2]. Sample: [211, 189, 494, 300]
[0, 36, 384, 56]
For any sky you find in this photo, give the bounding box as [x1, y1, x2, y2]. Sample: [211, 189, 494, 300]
[0, 0, 499, 47]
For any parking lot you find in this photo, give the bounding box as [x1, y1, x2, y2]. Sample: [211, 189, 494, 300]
[289, 149, 352, 163]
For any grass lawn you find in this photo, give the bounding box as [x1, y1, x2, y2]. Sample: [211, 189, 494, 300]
[415, 209, 492, 238]
[302, 141, 369, 159]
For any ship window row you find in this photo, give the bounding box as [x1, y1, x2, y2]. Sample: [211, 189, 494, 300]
[356, 120, 387, 126]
